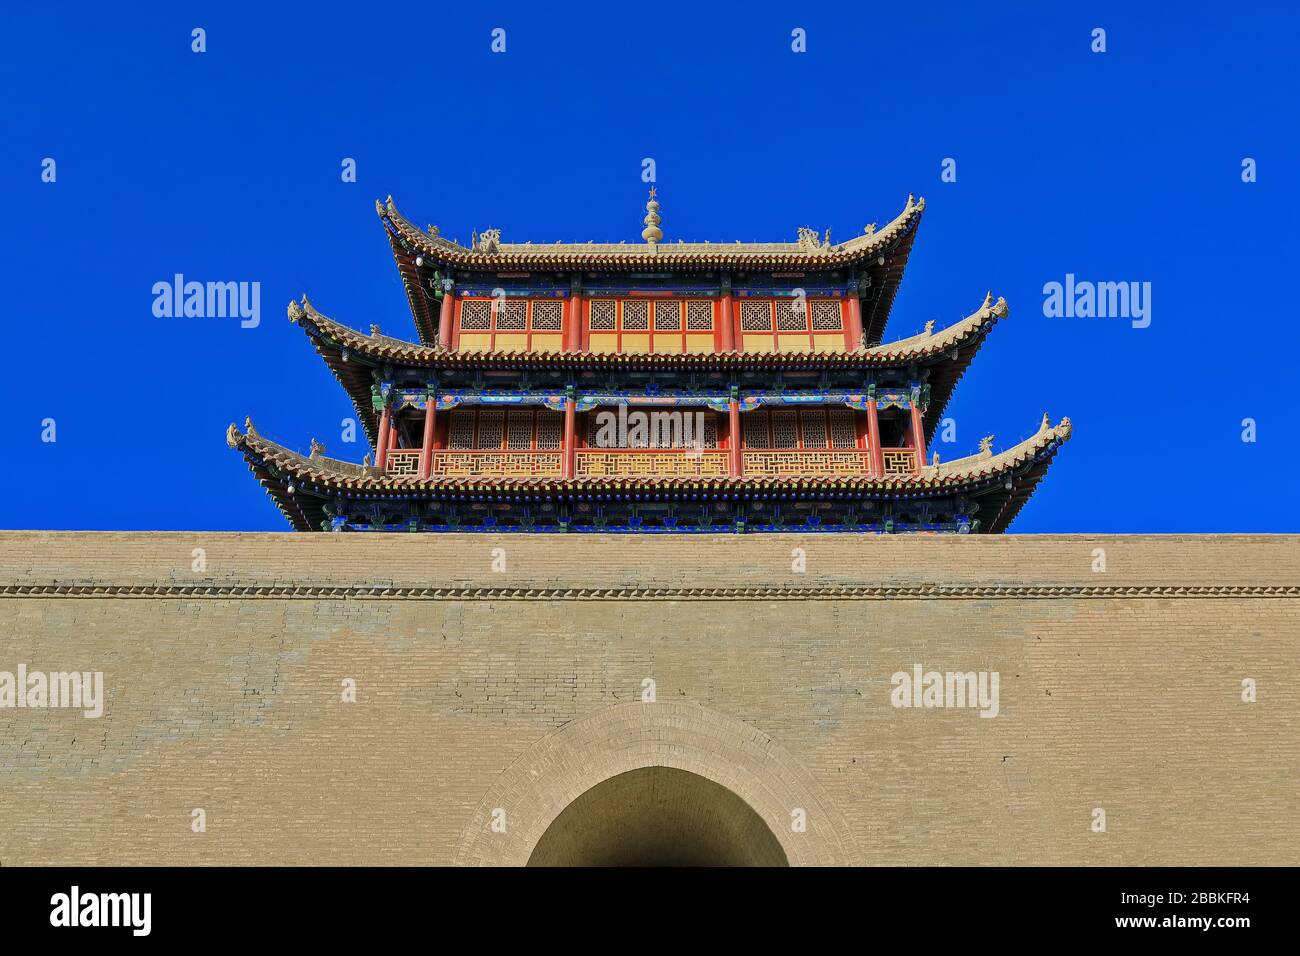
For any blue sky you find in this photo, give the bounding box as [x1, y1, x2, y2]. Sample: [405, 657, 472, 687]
[2, 1, 1296, 532]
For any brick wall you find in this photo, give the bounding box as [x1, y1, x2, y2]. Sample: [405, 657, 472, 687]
[1, 531, 1296, 865]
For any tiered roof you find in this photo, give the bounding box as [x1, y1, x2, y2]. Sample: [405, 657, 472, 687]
[379, 194, 926, 345]
[230, 191, 1070, 533]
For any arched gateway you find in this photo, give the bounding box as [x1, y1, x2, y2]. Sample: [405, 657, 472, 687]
[528, 767, 787, 867]
[454, 701, 854, 867]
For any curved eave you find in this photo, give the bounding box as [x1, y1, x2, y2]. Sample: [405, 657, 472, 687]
[226, 415, 1070, 533]
[379, 194, 923, 271]
[289, 293, 1006, 404]
[386, 230, 440, 345]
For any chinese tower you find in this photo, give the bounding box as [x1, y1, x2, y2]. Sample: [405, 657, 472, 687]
[228, 191, 1070, 533]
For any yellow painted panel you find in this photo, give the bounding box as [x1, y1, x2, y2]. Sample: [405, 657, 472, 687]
[621, 334, 651, 354]
[742, 333, 772, 353]
[685, 334, 715, 354]
[531, 334, 563, 353]
[777, 337, 811, 354]
[458, 333, 492, 351]
[652, 337, 682, 354]
[588, 333, 619, 353]
[494, 333, 528, 352]
[812, 334, 844, 353]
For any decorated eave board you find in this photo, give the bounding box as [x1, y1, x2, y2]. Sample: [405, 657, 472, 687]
[229, 191, 1071, 533]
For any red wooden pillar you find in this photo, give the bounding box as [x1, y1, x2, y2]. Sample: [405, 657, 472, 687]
[728, 400, 743, 477]
[418, 402, 437, 479]
[438, 288, 454, 348]
[375, 404, 392, 470]
[909, 402, 927, 474]
[719, 295, 735, 351]
[865, 401, 883, 477]
[562, 398, 577, 479]
[566, 294, 584, 352]
[846, 293, 864, 350]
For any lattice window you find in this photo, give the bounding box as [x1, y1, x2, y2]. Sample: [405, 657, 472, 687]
[477, 409, 504, 448]
[686, 300, 714, 330]
[811, 300, 843, 331]
[590, 300, 616, 330]
[622, 300, 649, 330]
[535, 411, 563, 449]
[698, 413, 718, 448]
[531, 300, 563, 330]
[506, 409, 533, 449]
[448, 410, 477, 449]
[770, 409, 799, 449]
[496, 299, 526, 330]
[741, 300, 771, 331]
[828, 408, 857, 449]
[777, 298, 807, 331]
[654, 300, 681, 330]
[801, 409, 828, 448]
[460, 300, 491, 330]
[742, 413, 768, 449]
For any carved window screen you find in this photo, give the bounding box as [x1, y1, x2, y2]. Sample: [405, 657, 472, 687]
[654, 300, 681, 330]
[811, 300, 843, 331]
[622, 300, 649, 331]
[589, 300, 617, 331]
[535, 411, 563, 449]
[741, 300, 772, 331]
[686, 300, 714, 330]
[530, 300, 563, 330]
[800, 409, 828, 448]
[494, 299, 526, 330]
[459, 300, 491, 330]
[506, 409, 533, 449]
[828, 408, 858, 448]
[477, 409, 505, 449]
[777, 299, 807, 331]
[770, 410, 799, 449]
[742, 413, 769, 449]
[448, 410, 477, 449]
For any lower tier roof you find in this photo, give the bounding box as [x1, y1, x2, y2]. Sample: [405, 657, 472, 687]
[226, 415, 1071, 534]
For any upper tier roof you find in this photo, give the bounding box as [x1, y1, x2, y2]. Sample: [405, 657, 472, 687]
[379, 193, 925, 345]
[380, 193, 924, 269]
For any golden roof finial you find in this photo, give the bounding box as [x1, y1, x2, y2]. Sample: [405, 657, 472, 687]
[641, 187, 663, 244]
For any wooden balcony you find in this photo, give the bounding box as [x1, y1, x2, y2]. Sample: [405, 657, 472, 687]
[385, 446, 919, 480]
[430, 450, 563, 478]
[880, 448, 918, 476]
[385, 449, 421, 477]
[741, 449, 872, 477]
[740, 448, 917, 477]
[576, 449, 729, 478]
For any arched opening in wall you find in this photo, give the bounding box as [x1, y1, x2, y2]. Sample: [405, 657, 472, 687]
[526, 766, 788, 867]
